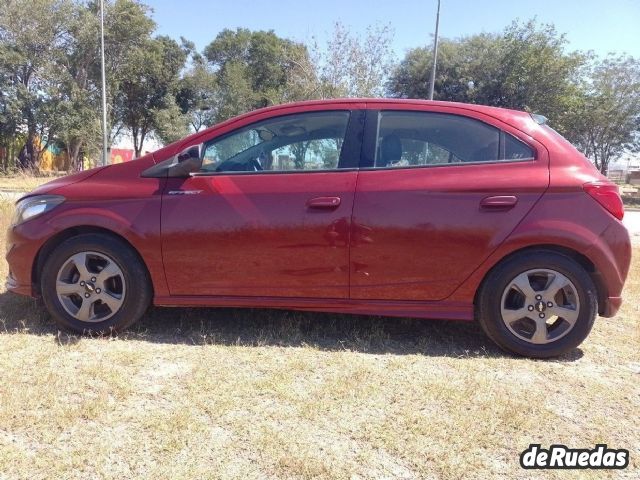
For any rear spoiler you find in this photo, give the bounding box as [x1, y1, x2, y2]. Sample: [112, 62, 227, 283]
[530, 113, 548, 125]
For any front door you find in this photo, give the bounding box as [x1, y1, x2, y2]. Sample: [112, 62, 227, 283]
[161, 110, 362, 298]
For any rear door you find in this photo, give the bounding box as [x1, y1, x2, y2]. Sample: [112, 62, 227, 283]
[350, 106, 549, 301]
[161, 109, 363, 298]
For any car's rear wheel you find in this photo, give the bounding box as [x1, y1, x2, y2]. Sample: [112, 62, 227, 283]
[41, 233, 151, 334]
[476, 250, 598, 358]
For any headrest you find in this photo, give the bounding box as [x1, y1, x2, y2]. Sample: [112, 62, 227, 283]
[380, 134, 402, 165]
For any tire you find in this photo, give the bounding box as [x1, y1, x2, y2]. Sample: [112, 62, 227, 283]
[40, 233, 152, 334]
[476, 250, 597, 358]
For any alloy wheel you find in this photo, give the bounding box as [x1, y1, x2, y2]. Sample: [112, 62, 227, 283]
[500, 268, 580, 345]
[55, 251, 126, 323]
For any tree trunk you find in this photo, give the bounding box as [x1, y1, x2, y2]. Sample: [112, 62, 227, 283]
[134, 129, 147, 158]
[67, 140, 83, 172]
[18, 133, 38, 170]
[0, 142, 6, 171]
[599, 156, 609, 175]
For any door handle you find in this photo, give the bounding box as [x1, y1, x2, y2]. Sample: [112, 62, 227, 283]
[480, 195, 518, 210]
[307, 196, 341, 209]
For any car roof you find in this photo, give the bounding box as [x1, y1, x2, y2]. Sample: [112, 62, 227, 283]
[203, 98, 533, 137]
[240, 98, 531, 120]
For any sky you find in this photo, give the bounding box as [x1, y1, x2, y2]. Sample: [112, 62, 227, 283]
[146, 0, 640, 59]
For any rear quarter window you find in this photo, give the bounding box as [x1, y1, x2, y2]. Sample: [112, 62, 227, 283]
[504, 133, 534, 160]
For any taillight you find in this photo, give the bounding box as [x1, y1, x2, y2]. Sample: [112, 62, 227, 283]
[583, 182, 624, 220]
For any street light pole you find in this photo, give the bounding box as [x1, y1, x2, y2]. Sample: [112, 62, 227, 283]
[100, 0, 108, 166]
[427, 0, 441, 101]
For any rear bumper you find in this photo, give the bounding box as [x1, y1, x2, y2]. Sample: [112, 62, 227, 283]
[601, 296, 622, 318]
[583, 218, 631, 318]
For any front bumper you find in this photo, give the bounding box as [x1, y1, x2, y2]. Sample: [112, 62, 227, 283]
[5, 221, 53, 298]
[4, 266, 32, 296]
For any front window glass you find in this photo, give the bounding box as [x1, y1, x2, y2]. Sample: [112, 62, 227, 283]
[201, 111, 350, 173]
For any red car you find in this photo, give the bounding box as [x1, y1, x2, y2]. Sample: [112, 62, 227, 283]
[5, 99, 631, 357]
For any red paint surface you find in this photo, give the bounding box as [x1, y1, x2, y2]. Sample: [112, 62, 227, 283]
[161, 172, 356, 298]
[5, 99, 631, 320]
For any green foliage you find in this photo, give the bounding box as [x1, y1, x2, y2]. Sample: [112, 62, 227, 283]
[0, 0, 75, 169]
[116, 35, 188, 156]
[0, 0, 162, 170]
[176, 58, 218, 132]
[390, 21, 585, 121]
[563, 55, 640, 173]
[95, 0, 156, 145]
[312, 22, 395, 98]
[204, 28, 313, 121]
[388, 19, 639, 172]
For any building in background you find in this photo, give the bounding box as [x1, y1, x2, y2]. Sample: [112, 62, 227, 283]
[107, 132, 163, 165]
[38, 131, 165, 172]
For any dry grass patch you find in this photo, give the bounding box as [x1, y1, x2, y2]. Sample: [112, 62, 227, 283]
[0, 172, 64, 193]
[0, 199, 638, 479]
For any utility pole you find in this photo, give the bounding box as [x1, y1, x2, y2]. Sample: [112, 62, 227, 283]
[428, 0, 441, 101]
[100, 0, 109, 166]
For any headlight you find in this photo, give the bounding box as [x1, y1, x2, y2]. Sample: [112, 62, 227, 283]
[12, 195, 65, 225]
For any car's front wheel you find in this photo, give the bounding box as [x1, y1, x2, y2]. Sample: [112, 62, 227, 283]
[41, 233, 152, 334]
[476, 250, 598, 358]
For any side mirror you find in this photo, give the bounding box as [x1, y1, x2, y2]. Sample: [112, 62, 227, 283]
[176, 144, 202, 163]
[141, 143, 204, 178]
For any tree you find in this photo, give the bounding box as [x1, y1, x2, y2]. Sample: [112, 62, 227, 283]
[313, 22, 395, 98]
[389, 20, 586, 129]
[53, 1, 103, 170]
[388, 20, 639, 174]
[115, 35, 188, 157]
[55, 0, 157, 169]
[0, 44, 23, 170]
[176, 41, 218, 132]
[564, 56, 640, 174]
[388, 34, 498, 102]
[0, 0, 158, 170]
[204, 28, 312, 121]
[0, 0, 74, 169]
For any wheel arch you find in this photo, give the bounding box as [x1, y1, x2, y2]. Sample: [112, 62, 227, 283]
[473, 244, 607, 315]
[32, 225, 154, 297]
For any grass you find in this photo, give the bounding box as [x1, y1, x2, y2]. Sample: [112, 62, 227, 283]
[0, 194, 639, 479]
[0, 172, 63, 192]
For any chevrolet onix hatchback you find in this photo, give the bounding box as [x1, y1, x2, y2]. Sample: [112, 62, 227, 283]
[5, 99, 631, 357]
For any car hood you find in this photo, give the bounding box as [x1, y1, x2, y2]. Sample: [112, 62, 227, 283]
[22, 166, 108, 199]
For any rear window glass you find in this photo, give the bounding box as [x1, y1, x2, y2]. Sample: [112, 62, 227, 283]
[370, 111, 536, 168]
[374, 111, 501, 167]
[504, 133, 534, 160]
